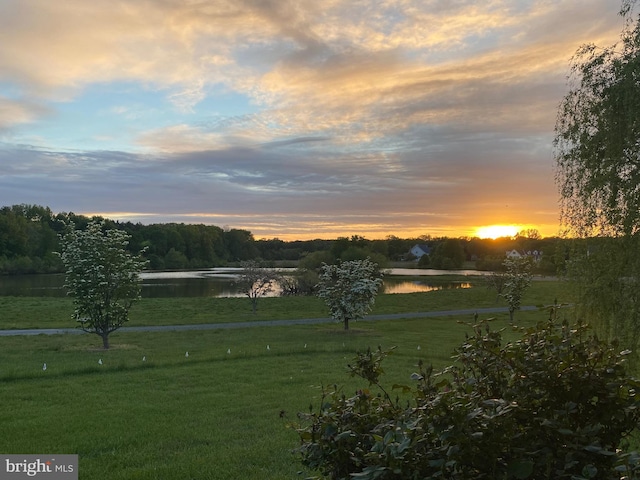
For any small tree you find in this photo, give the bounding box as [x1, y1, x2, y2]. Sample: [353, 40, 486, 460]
[316, 258, 383, 330]
[59, 221, 147, 349]
[237, 260, 279, 313]
[502, 257, 533, 321]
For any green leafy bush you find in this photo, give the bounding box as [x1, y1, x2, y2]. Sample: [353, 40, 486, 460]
[294, 315, 640, 479]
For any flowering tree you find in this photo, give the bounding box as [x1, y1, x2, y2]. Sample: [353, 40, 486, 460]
[316, 258, 383, 330]
[59, 221, 147, 349]
[501, 257, 533, 321]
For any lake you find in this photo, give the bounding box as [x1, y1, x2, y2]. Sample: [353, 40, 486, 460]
[0, 268, 484, 298]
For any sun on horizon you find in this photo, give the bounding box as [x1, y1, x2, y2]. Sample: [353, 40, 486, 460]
[474, 225, 521, 239]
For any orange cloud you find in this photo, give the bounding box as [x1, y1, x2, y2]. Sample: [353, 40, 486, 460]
[0, 0, 625, 239]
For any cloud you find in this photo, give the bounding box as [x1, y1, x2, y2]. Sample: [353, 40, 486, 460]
[0, 1, 248, 106]
[0, 0, 620, 135]
[0, 96, 51, 133]
[0, 0, 626, 238]
[0, 122, 558, 232]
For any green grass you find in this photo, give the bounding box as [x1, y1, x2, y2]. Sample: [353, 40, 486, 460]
[0, 278, 574, 479]
[0, 317, 545, 480]
[0, 276, 574, 330]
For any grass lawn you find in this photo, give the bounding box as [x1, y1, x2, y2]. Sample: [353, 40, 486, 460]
[0, 278, 574, 479]
[0, 276, 574, 330]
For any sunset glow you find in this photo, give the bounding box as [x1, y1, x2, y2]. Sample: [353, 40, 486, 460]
[475, 225, 521, 239]
[0, 1, 622, 240]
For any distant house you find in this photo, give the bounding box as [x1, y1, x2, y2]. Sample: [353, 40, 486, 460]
[505, 249, 543, 262]
[530, 250, 543, 262]
[410, 244, 431, 259]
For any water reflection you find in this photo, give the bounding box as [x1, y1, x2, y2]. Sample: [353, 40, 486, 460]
[140, 277, 245, 298]
[383, 281, 472, 294]
[0, 273, 66, 297]
[0, 269, 480, 298]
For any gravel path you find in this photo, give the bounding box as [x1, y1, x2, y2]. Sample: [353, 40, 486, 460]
[0, 305, 539, 336]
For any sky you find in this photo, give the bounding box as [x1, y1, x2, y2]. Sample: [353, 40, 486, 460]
[0, 0, 625, 240]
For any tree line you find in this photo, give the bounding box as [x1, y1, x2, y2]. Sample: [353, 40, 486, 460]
[0, 203, 565, 275]
[0, 204, 256, 274]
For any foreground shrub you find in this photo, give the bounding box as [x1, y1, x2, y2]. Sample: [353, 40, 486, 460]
[294, 315, 640, 479]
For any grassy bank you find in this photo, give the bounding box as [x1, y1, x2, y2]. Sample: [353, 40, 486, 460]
[0, 278, 574, 479]
[0, 276, 572, 330]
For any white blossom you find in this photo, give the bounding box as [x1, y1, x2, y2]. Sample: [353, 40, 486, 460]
[59, 220, 147, 349]
[316, 258, 383, 330]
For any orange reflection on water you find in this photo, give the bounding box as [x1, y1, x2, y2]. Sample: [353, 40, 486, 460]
[383, 281, 472, 294]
